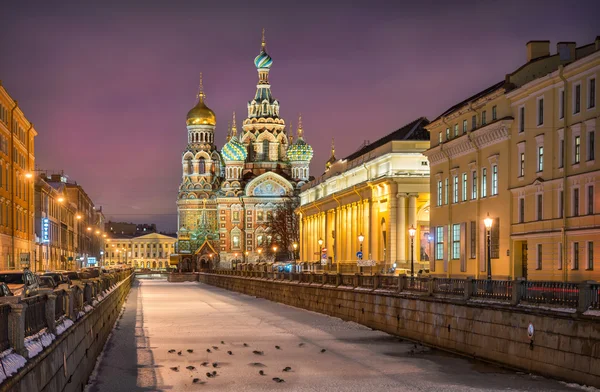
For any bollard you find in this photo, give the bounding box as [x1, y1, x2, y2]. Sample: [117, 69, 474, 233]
[65, 288, 75, 320]
[511, 280, 522, 306]
[45, 294, 57, 335]
[577, 281, 593, 314]
[428, 278, 435, 296]
[464, 277, 474, 300]
[8, 302, 27, 358]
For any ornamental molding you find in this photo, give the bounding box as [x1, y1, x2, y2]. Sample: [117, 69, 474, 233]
[487, 154, 499, 165]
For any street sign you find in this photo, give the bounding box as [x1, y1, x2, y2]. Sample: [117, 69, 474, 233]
[88, 257, 97, 265]
[527, 323, 534, 340]
[42, 218, 49, 243]
[356, 251, 363, 260]
[357, 259, 376, 267]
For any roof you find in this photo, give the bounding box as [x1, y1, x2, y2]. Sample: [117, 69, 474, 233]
[109, 233, 177, 240]
[432, 81, 505, 123]
[344, 117, 430, 162]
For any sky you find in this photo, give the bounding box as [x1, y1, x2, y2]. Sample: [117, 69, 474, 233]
[0, 0, 598, 232]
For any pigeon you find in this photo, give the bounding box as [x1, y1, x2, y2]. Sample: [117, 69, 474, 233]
[275, 345, 281, 350]
[253, 350, 264, 355]
[320, 349, 327, 353]
[170, 367, 179, 372]
[187, 349, 194, 353]
[259, 370, 265, 376]
[283, 367, 292, 372]
[243, 343, 249, 347]
[298, 343, 305, 347]
[212, 370, 217, 376]
[206, 349, 212, 353]
[221, 340, 225, 344]
[227, 351, 233, 355]
[250, 362, 266, 367]
[212, 346, 219, 350]
[206, 372, 214, 378]
[177, 351, 182, 356]
[192, 378, 204, 384]
[186, 365, 196, 371]
[168, 349, 176, 353]
[201, 361, 209, 367]
[272, 377, 285, 383]
[212, 362, 219, 368]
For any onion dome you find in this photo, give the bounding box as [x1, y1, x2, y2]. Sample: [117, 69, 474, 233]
[186, 73, 216, 126]
[254, 28, 273, 69]
[286, 115, 313, 162]
[222, 112, 248, 162]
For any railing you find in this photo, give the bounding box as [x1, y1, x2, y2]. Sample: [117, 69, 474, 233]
[378, 275, 398, 291]
[359, 275, 374, 289]
[433, 278, 465, 296]
[325, 274, 337, 286]
[341, 274, 354, 287]
[0, 304, 10, 352]
[590, 284, 600, 310]
[24, 295, 48, 337]
[520, 281, 579, 308]
[404, 277, 429, 293]
[472, 279, 512, 301]
[55, 290, 67, 319]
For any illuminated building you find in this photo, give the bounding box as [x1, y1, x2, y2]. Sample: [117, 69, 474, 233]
[176, 31, 313, 270]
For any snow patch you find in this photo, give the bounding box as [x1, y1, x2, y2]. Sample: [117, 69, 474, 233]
[0, 349, 27, 384]
[517, 304, 577, 313]
[56, 318, 74, 335]
[583, 309, 600, 317]
[560, 381, 600, 391]
[84, 304, 94, 313]
[24, 329, 56, 358]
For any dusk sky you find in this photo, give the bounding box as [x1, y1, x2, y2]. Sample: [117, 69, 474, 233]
[1, 0, 597, 232]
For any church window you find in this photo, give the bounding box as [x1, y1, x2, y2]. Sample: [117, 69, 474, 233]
[232, 235, 240, 249]
[257, 235, 264, 246]
[257, 211, 264, 221]
[198, 158, 205, 174]
[233, 211, 240, 221]
[262, 140, 270, 160]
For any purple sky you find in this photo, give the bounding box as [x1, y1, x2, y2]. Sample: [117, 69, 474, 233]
[1, 0, 597, 232]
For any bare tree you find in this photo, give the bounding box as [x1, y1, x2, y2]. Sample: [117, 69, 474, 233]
[264, 197, 300, 260]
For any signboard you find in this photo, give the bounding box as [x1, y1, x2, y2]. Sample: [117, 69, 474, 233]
[87, 257, 97, 265]
[356, 251, 363, 260]
[42, 218, 50, 243]
[357, 259, 376, 267]
[320, 251, 328, 265]
[19, 253, 30, 266]
[527, 323, 534, 340]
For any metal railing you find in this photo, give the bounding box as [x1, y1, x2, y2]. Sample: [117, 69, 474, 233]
[378, 275, 398, 290]
[24, 295, 48, 337]
[590, 284, 600, 310]
[472, 279, 512, 301]
[519, 281, 579, 308]
[404, 277, 429, 293]
[341, 274, 354, 287]
[325, 274, 337, 286]
[359, 275, 374, 289]
[0, 304, 10, 352]
[433, 278, 465, 296]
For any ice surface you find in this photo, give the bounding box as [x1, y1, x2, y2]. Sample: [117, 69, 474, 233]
[85, 278, 586, 392]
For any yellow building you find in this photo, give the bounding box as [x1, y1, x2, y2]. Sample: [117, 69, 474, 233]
[424, 37, 600, 281]
[0, 82, 37, 270]
[298, 118, 430, 273]
[106, 233, 177, 269]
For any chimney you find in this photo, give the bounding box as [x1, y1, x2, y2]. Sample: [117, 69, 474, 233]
[557, 42, 576, 62]
[526, 40, 550, 62]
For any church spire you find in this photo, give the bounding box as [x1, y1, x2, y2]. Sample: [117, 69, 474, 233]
[197, 72, 206, 102]
[297, 113, 304, 139]
[226, 120, 231, 142]
[231, 111, 237, 137]
[326, 137, 337, 171]
[261, 27, 266, 51]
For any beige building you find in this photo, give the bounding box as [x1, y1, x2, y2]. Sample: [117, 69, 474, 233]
[424, 37, 600, 281]
[0, 82, 37, 270]
[106, 233, 176, 269]
[299, 118, 430, 273]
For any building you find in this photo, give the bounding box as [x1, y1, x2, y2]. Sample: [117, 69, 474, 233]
[298, 118, 431, 273]
[106, 233, 177, 269]
[106, 221, 157, 236]
[36, 173, 106, 269]
[423, 37, 600, 281]
[176, 32, 313, 270]
[0, 82, 37, 270]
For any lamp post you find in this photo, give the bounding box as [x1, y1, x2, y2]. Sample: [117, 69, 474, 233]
[318, 238, 323, 271]
[272, 245, 278, 263]
[358, 233, 365, 274]
[292, 242, 298, 270]
[408, 225, 416, 283]
[257, 248, 262, 263]
[484, 214, 494, 282]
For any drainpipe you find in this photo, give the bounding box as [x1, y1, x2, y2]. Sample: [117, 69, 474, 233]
[9, 101, 18, 270]
[559, 65, 568, 282]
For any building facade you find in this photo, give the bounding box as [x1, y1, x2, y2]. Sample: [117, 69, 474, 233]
[0, 82, 37, 270]
[176, 32, 313, 270]
[424, 37, 600, 281]
[106, 221, 157, 236]
[106, 233, 176, 269]
[299, 118, 431, 273]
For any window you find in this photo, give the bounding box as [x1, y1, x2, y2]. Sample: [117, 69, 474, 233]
[558, 243, 563, 270]
[559, 138, 565, 168]
[559, 190, 564, 219]
[491, 165, 498, 196]
[537, 97, 544, 126]
[435, 226, 444, 260]
[589, 78, 596, 109]
[519, 198, 525, 223]
[444, 178, 449, 205]
[519, 106, 525, 133]
[445, 128, 450, 140]
[438, 132, 442, 143]
[452, 224, 461, 259]
[462, 120, 467, 134]
[537, 194, 543, 221]
[257, 211, 263, 221]
[437, 181, 442, 207]
[232, 235, 240, 248]
[588, 131, 595, 161]
[559, 89, 565, 119]
[588, 185, 594, 215]
[462, 173, 467, 202]
[574, 83, 581, 114]
[573, 188, 580, 216]
[471, 115, 477, 130]
[492, 105, 497, 121]
[257, 235, 264, 246]
[481, 168, 487, 198]
[453, 176, 458, 203]
[573, 242, 580, 270]
[232, 211, 240, 221]
[470, 221, 476, 259]
[537, 146, 544, 172]
[519, 153, 525, 177]
[481, 110, 487, 125]
[471, 171, 477, 200]
[575, 135, 581, 164]
[536, 244, 542, 270]
[454, 124, 458, 137]
[588, 242, 594, 270]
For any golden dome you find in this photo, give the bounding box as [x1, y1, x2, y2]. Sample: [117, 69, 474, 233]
[186, 97, 216, 126]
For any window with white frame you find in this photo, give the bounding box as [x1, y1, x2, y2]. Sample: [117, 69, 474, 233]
[481, 168, 487, 197]
[462, 120, 467, 134]
[587, 241, 594, 270]
[471, 115, 477, 130]
[573, 242, 580, 270]
[537, 146, 544, 172]
[471, 171, 477, 200]
[519, 197, 525, 223]
[492, 105, 497, 121]
[558, 130, 565, 168]
[444, 178, 449, 205]
[537, 97, 544, 126]
[575, 135, 581, 164]
[454, 124, 459, 137]
[462, 173, 467, 202]
[536, 244, 542, 270]
[574, 83, 581, 114]
[437, 181, 442, 207]
[559, 88, 565, 119]
[537, 193, 543, 221]
[589, 78, 596, 109]
[519, 153, 525, 177]
[573, 187, 580, 216]
[452, 224, 461, 259]
[491, 165, 498, 195]
[438, 132, 442, 143]
[588, 130, 595, 161]
[446, 127, 450, 140]
[435, 226, 444, 260]
[453, 175, 458, 203]
[519, 106, 525, 133]
[558, 189, 564, 218]
[588, 185, 594, 215]
[482, 110, 487, 125]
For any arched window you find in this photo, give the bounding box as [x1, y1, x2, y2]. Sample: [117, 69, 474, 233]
[198, 158, 205, 174]
[262, 140, 270, 161]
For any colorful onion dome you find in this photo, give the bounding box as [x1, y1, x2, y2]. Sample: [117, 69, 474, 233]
[287, 138, 313, 162]
[254, 50, 273, 69]
[222, 136, 247, 162]
[187, 73, 216, 126]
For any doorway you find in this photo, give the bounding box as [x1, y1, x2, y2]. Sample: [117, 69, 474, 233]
[521, 243, 528, 280]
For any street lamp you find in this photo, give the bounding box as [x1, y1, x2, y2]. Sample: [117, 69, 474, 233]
[484, 213, 494, 282]
[408, 225, 416, 282]
[317, 238, 323, 268]
[257, 248, 262, 263]
[358, 233, 364, 254]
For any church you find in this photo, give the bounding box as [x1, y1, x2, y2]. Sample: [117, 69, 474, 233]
[176, 32, 314, 270]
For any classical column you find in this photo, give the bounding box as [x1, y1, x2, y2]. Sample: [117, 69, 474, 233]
[299, 216, 304, 262]
[397, 194, 407, 266]
[345, 206, 352, 261]
[388, 185, 398, 266]
[408, 194, 418, 231]
[351, 204, 357, 259]
[370, 196, 379, 261]
[363, 201, 370, 259]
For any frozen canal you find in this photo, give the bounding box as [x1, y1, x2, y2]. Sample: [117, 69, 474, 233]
[87, 277, 586, 392]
